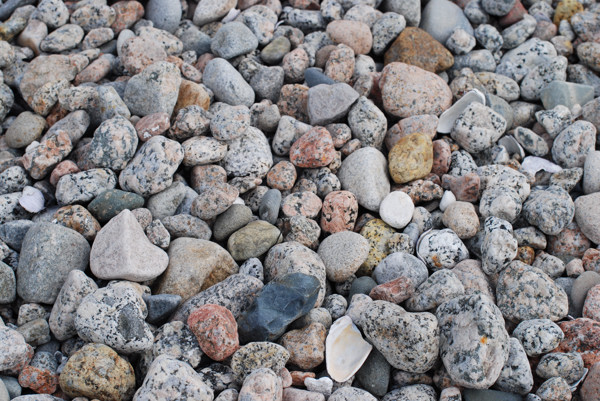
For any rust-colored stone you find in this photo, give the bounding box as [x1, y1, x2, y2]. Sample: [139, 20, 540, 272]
[554, 318, 600, 368]
[384, 27, 454, 72]
[188, 304, 239, 361]
[370, 276, 415, 304]
[18, 366, 59, 394]
[289, 127, 336, 168]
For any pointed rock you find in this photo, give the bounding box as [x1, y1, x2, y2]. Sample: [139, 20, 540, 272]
[90, 209, 169, 282]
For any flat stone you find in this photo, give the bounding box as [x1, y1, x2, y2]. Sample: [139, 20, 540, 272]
[540, 81, 595, 110]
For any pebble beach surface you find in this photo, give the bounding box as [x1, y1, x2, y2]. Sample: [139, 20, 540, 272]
[2, 0, 600, 401]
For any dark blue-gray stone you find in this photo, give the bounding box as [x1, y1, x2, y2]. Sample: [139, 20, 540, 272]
[0, 219, 33, 251]
[463, 389, 523, 401]
[237, 272, 320, 343]
[354, 348, 390, 396]
[143, 294, 182, 325]
[304, 68, 335, 87]
[540, 81, 595, 110]
[348, 276, 377, 299]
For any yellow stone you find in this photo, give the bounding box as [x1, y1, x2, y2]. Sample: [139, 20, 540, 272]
[359, 218, 396, 276]
[388, 132, 433, 184]
[554, 0, 584, 25]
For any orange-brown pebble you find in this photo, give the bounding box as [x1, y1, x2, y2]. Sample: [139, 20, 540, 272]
[111, 1, 145, 34]
[279, 368, 293, 388]
[277, 84, 309, 123]
[173, 80, 211, 114]
[289, 127, 336, 168]
[369, 276, 415, 304]
[74, 55, 112, 85]
[290, 371, 316, 387]
[583, 248, 600, 273]
[516, 246, 535, 265]
[324, 44, 355, 83]
[50, 160, 80, 186]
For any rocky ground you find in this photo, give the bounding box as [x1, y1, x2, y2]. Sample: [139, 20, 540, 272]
[1, 0, 600, 400]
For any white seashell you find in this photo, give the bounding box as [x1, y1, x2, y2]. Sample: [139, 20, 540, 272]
[221, 8, 241, 23]
[521, 156, 562, 176]
[325, 315, 372, 382]
[19, 186, 45, 213]
[498, 135, 525, 160]
[437, 89, 486, 134]
[415, 228, 433, 265]
[439, 190, 456, 212]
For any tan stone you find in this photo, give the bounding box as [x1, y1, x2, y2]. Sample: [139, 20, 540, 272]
[326, 20, 373, 55]
[156, 237, 238, 301]
[174, 80, 211, 114]
[388, 133, 433, 184]
[59, 343, 135, 401]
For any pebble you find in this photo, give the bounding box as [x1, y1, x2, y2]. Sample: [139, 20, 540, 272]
[536, 352, 585, 383]
[420, 0, 474, 44]
[17, 223, 90, 304]
[385, 27, 454, 73]
[134, 355, 213, 401]
[326, 20, 372, 55]
[378, 191, 415, 230]
[513, 319, 564, 356]
[337, 147, 390, 212]
[188, 304, 239, 362]
[59, 343, 135, 401]
[496, 261, 569, 322]
[380, 62, 452, 118]
[156, 237, 238, 301]
[124, 61, 181, 116]
[119, 135, 183, 197]
[318, 231, 369, 282]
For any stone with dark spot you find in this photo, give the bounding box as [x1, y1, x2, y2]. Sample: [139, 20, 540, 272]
[75, 282, 153, 353]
